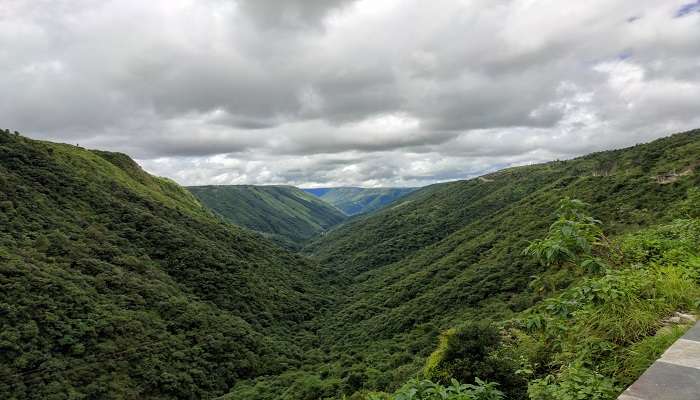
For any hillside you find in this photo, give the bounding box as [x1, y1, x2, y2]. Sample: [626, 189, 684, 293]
[273, 129, 700, 399]
[2, 129, 699, 400]
[303, 187, 416, 216]
[188, 185, 346, 247]
[0, 131, 330, 399]
[306, 130, 700, 277]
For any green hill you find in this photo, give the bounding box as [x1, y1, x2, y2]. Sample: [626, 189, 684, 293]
[188, 185, 346, 247]
[2, 128, 700, 400]
[0, 130, 330, 399]
[280, 129, 700, 399]
[303, 187, 416, 216]
[306, 131, 700, 278]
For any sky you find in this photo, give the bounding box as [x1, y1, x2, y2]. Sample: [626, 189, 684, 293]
[2, 0, 700, 187]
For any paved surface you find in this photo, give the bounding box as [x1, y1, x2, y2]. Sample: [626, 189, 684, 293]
[618, 322, 700, 400]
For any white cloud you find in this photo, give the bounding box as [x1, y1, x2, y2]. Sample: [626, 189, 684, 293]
[1, 0, 699, 186]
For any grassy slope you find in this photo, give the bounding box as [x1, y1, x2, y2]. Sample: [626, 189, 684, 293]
[0, 132, 330, 399]
[298, 129, 700, 395]
[188, 185, 346, 246]
[304, 187, 416, 216]
[369, 215, 700, 400]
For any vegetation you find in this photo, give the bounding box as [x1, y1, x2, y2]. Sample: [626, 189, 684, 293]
[0, 130, 330, 398]
[366, 379, 504, 400]
[294, 129, 699, 398]
[303, 187, 416, 216]
[348, 195, 700, 400]
[513, 204, 700, 399]
[188, 185, 346, 248]
[1, 128, 699, 399]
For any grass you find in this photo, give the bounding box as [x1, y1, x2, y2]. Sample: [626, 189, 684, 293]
[615, 324, 690, 385]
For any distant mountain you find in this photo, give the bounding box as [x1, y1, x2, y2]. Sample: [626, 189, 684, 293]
[0, 130, 329, 399]
[188, 185, 346, 247]
[303, 187, 416, 215]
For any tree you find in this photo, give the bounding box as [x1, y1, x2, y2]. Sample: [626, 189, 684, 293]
[524, 198, 606, 272]
[424, 322, 526, 398]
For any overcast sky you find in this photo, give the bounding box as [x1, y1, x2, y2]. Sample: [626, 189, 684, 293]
[2, 0, 700, 187]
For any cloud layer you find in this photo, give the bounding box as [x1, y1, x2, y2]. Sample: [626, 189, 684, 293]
[2, 0, 699, 186]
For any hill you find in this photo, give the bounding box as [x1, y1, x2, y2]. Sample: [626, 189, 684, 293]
[275, 129, 700, 399]
[2, 128, 699, 400]
[306, 130, 700, 278]
[0, 130, 330, 399]
[188, 185, 346, 247]
[303, 187, 416, 215]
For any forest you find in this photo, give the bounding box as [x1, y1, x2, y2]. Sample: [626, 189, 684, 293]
[188, 185, 346, 249]
[1, 128, 699, 399]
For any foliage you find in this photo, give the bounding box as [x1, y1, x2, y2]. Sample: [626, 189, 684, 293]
[188, 185, 346, 247]
[367, 378, 503, 400]
[515, 201, 700, 399]
[2, 128, 700, 399]
[677, 187, 700, 219]
[423, 322, 525, 398]
[523, 198, 604, 269]
[0, 131, 330, 398]
[294, 129, 699, 398]
[527, 364, 618, 400]
[369, 192, 699, 400]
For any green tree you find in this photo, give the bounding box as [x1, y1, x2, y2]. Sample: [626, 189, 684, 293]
[524, 198, 606, 272]
[678, 187, 700, 219]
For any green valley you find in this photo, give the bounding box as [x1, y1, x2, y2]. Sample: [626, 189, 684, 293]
[303, 187, 416, 216]
[1, 128, 699, 400]
[188, 185, 346, 248]
[244, 129, 700, 399]
[5, 2, 700, 399]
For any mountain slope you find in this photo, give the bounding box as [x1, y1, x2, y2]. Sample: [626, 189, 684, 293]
[0, 131, 330, 399]
[3, 128, 699, 400]
[303, 187, 416, 215]
[293, 129, 700, 397]
[188, 185, 346, 246]
[307, 130, 700, 278]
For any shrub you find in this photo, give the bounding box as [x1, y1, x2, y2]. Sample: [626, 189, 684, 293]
[424, 322, 526, 398]
[528, 364, 619, 400]
[368, 378, 504, 400]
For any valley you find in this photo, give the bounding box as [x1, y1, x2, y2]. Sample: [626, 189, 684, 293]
[188, 185, 346, 248]
[1, 128, 699, 399]
[303, 187, 416, 216]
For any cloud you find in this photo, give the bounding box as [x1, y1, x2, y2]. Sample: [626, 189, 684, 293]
[1, 0, 700, 186]
[236, 0, 356, 29]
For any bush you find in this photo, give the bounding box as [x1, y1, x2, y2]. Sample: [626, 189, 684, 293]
[368, 378, 504, 400]
[528, 364, 619, 400]
[424, 322, 526, 398]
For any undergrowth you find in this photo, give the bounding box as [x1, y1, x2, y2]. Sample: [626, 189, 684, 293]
[370, 196, 700, 400]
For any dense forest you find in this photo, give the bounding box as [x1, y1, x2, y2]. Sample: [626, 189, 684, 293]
[1, 128, 699, 399]
[188, 185, 346, 248]
[302, 187, 416, 216]
[0, 131, 332, 398]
